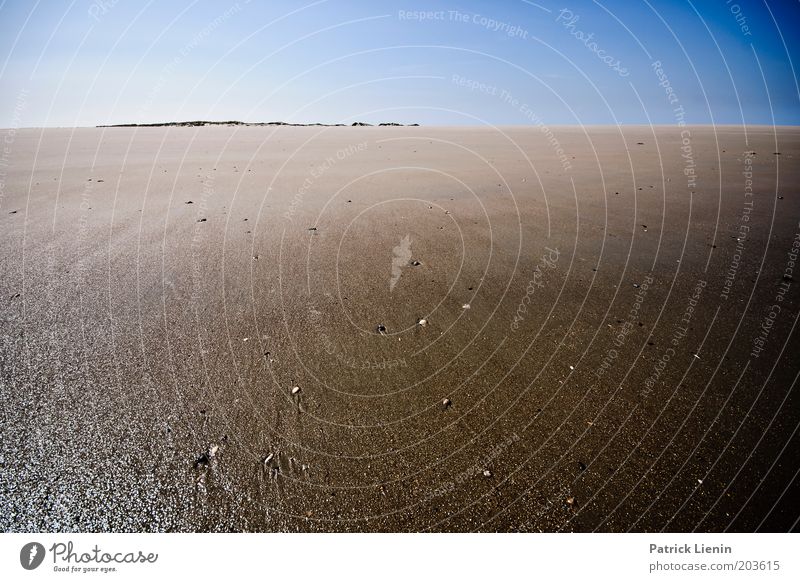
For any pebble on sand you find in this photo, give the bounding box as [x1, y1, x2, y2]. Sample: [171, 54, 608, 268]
[292, 386, 301, 395]
[417, 318, 427, 326]
[441, 398, 452, 410]
[483, 469, 492, 478]
[462, 304, 470, 309]
[208, 444, 219, 458]
[194, 453, 210, 468]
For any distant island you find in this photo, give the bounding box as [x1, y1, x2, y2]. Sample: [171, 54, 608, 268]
[96, 120, 420, 128]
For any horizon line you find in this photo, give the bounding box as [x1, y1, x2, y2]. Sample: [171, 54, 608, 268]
[5, 121, 800, 130]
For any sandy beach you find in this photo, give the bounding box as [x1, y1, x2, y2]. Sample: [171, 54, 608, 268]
[1, 124, 798, 532]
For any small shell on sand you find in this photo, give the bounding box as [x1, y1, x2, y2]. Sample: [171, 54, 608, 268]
[292, 386, 301, 395]
[441, 398, 452, 409]
[417, 318, 427, 326]
[208, 444, 219, 457]
[462, 304, 470, 309]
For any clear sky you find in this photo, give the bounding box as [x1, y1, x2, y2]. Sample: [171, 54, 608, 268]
[1, 0, 798, 127]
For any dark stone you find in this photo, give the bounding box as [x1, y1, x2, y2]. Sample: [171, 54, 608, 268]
[194, 453, 210, 468]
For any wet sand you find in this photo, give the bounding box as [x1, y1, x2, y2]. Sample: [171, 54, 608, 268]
[1, 125, 798, 532]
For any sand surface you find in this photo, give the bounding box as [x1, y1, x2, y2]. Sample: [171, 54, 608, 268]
[1, 125, 798, 532]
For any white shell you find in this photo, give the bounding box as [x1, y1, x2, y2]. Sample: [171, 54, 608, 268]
[292, 386, 301, 395]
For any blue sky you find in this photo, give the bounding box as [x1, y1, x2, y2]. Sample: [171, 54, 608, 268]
[1, 0, 798, 126]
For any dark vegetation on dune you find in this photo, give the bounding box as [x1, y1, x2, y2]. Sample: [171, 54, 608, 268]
[97, 120, 420, 128]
